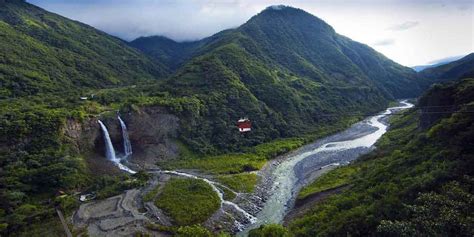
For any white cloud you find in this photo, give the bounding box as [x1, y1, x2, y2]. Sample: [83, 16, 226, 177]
[373, 39, 396, 46]
[387, 21, 419, 31]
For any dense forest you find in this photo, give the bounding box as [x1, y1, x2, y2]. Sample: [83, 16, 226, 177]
[0, 1, 472, 236]
[248, 78, 474, 236]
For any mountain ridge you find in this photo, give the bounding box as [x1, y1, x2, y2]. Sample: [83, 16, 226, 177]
[0, 0, 168, 98]
[131, 5, 421, 99]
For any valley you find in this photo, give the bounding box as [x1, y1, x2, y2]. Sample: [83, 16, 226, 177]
[71, 100, 413, 236]
[0, 1, 472, 236]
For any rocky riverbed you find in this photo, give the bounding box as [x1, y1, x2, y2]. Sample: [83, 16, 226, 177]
[72, 101, 413, 236]
[237, 100, 413, 235]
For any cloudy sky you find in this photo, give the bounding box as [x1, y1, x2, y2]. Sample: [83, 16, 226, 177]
[28, 0, 473, 67]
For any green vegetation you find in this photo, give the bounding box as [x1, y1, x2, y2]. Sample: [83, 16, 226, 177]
[288, 78, 474, 236]
[159, 117, 359, 175]
[219, 185, 237, 201]
[155, 178, 220, 226]
[420, 53, 474, 84]
[158, 138, 304, 174]
[145, 223, 231, 237]
[0, 1, 167, 98]
[297, 166, 358, 200]
[142, 185, 160, 203]
[176, 225, 213, 237]
[217, 173, 258, 193]
[1, 1, 469, 236]
[92, 172, 150, 199]
[249, 224, 291, 237]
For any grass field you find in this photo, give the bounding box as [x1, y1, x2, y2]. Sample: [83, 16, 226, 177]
[155, 178, 220, 226]
[297, 166, 359, 200]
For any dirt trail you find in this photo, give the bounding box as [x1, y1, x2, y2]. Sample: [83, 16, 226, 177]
[73, 175, 171, 236]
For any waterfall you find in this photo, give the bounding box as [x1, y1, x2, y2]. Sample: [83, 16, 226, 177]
[118, 116, 132, 158]
[98, 120, 136, 174]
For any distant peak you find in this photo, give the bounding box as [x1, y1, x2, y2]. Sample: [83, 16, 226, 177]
[267, 5, 288, 10]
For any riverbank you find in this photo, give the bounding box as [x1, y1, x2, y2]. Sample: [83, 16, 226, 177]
[71, 101, 412, 236]
[239, 100, 413, 235]
[282, 184, 350, 226]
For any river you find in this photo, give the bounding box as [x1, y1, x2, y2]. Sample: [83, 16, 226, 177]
[239, 100, 413, 235]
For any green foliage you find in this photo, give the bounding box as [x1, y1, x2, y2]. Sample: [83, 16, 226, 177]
[142, 185, 160, 203]
[288, 79, 474, 236]
[159, 118, 359, 175]
[297, 166, 358, 200]
[419, 53, 474, 84]
[0, 100, 89, 234]
[377, 180, 474, 237]
[1, 2, 466, 236]
[91, 173, 147, 199]
[249, 224, 291, 237]
[155, 178, 220, 226]
[158, 138, 307, 174]
[0, 1, 167, 98]
[176, 225, 213, 237]
[217, 173, 258, 193]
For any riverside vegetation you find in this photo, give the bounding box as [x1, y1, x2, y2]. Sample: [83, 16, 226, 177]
[249, 78, 474, 236]
[1, 0, 473, 236]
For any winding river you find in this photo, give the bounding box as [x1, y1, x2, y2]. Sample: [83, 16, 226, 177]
[239, 100, 413, 235]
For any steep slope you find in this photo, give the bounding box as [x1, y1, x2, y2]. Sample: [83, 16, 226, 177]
[419, 53, 474, 82]
[133, 5, 421, 99]
[238, 6, 420, 98]
[0, 0, 168, 98]
[129, 36, 201, 70]
[153, 6, 421, 153]
[286, 78, 474, 236]
[412, 55, 466, 72]
[129, 29, 234, 70]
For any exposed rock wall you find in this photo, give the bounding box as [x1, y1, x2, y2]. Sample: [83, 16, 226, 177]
[63, 106, 180, 171]
[122, 106, 180, 169]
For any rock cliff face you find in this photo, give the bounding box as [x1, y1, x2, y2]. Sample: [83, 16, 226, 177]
[121, 106, 180, 169]
[63, 106, 180, 171]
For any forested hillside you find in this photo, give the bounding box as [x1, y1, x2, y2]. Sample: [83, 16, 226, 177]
[0, 0, 168, 98]
[419, 53, 474, 83]
[283, 78, 474, 236]
[136, 6, 426, 153]
[1, 2, 470, 236]
[132, 6, 422, 99]
[129, 35, 202, 70]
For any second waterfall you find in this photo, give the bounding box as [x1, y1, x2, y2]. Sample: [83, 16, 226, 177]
[97, 119, 136, 174]
[118, 115, 132, 158]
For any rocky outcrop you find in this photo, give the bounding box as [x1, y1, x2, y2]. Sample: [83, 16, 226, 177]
[122, 106, 180, 169]
[63, 106, 180, 171]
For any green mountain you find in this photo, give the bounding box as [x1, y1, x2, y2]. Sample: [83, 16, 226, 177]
[132, 6, 421, 99]
[136, 6, 423, 153]
[419, 53, 474, 82]
[0, 0, 168, 98]
[283, 79, 474, 236]
[129, 36, 201, 70]
[2, 3, 469, 236]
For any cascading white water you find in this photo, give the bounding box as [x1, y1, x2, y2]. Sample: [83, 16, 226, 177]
[118, 116, 132, 158]
[161, 170, 257, 228]
[98, 120, 136, 174]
